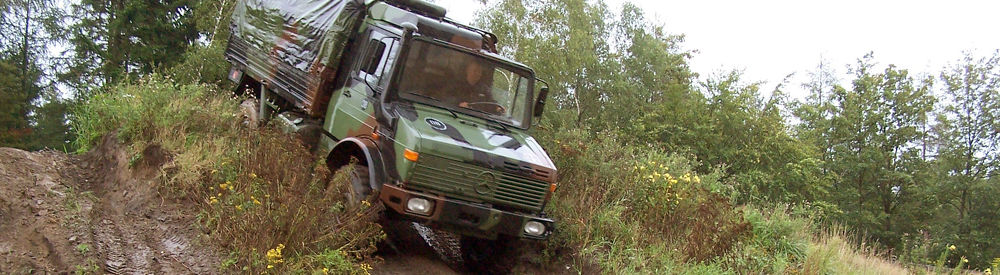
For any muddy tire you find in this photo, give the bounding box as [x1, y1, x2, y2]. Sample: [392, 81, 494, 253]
[331, 163, 372, 210]
[460, 236, 517, 275]
[239, 99, 260, 127]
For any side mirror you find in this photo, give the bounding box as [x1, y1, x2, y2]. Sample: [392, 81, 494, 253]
[533, 87, 548, 117]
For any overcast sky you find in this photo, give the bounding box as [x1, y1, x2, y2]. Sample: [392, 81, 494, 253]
[433, 0, 1000, 99]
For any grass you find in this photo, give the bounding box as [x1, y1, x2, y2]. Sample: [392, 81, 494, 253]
[803, 227, 911, 275]
[71, 75, 384, 274]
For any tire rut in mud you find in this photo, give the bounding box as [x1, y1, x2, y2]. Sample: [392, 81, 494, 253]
[374, 220, 465, 275]
[0, 136, 222, 274]
[84, 136, 219, 274]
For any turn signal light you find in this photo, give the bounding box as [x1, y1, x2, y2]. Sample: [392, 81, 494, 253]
[404, 149, 419, 162]
[549, 183, 557, 193]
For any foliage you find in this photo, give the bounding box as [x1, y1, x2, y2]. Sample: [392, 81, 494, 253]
[71, 75, 384, 273]
[63, 0, 199, 89]
[166, 42, 234, 88]
[0, 0, 75, 151]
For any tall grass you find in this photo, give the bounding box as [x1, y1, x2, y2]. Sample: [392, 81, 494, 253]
[803, 226, 911, 275]
[71, 75, 383, 273]
[535, 110, 914, 274]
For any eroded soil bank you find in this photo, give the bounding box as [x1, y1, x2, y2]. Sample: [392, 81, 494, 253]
[0, 137, 565, 274]
[0, 137, 220, 274]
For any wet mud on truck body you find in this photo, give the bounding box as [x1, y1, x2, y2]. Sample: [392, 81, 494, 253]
[223, 0, 558, 267]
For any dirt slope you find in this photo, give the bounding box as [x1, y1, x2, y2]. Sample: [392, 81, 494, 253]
[0, 137, 221, 274]
[0, 136, 566, 274]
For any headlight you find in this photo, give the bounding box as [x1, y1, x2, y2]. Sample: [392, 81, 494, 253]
[524, 221, 546, 236]
[406, 197, 434, 215]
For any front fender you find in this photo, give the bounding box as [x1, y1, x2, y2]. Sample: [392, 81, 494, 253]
[327, 137, 386, 192]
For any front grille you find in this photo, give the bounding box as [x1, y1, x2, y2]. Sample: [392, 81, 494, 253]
[407, 154, 549, 211]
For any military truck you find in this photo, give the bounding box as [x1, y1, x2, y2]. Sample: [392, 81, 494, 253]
[224, 0, 557, 270]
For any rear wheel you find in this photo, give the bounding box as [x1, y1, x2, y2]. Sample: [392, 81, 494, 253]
[460, 236, 518, 274]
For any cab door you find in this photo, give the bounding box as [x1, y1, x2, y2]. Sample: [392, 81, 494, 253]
[326, 27, 400, 140]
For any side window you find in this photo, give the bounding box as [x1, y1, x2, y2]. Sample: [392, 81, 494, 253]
[356, 29, 399, 90]
[360, 40, 385, 76]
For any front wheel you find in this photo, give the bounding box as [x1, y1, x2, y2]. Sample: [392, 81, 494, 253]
[329, 163, 372, 210]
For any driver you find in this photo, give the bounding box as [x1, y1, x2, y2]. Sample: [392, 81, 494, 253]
[455, 61, 503, 114]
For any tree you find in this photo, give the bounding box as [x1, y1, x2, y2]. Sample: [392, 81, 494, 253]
[63, 0, 198, 90]
[932, 51, 1000, 267]
[824, 53, 935, 248]
[477, 0, 694, 131]
[0, 0, 59, 150]
[0, 57, 34, 149]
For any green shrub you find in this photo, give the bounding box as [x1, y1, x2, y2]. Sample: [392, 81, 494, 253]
[71, 74, 233, 153]
[71, 75, 382, 273]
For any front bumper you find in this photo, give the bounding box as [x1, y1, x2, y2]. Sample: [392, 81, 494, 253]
[379, 184, 555, 240]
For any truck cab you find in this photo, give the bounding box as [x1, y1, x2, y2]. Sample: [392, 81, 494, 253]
[319, 1, 556, 241]
[225, 1, 556, 266]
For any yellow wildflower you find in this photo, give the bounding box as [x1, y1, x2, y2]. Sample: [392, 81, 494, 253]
[949, 245, 957, 251]
[267, 265, 273, 269]
[266, 244, 285, 265]
[250, 173, 257, 178]
[322, 267, 329, 275]
[693, 175, 701, 183]
[362, 200, 372, 207]
[209, 196, 218, 204]
[962, 257, 969, 263]
[219, 182, 229, 190]
[983, 268, 990, 275]
[209, 186, 215, 191]
[235, 205, 242, 211]
[252, 196, 261, 205]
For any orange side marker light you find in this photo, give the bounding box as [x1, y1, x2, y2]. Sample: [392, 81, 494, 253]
[404, 149, 419, 162]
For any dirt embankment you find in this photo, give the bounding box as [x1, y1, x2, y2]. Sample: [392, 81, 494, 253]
[0, 135, 570, 274]
[0, 136, 221, 274]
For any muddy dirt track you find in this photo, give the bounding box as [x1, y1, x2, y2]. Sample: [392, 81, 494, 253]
[0, 137, 221, 274]
[0, 138, 566, 274]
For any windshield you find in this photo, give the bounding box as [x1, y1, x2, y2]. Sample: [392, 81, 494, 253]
[396, 39, 533, 128]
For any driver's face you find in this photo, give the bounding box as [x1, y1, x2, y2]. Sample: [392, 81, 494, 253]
[466, 63, 482, 84]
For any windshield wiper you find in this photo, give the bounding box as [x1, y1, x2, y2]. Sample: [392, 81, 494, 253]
[458, 106, 510, 132]
[403, 92, 458, 118]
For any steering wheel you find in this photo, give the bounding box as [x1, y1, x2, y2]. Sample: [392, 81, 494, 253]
[465, 102, 506, 114]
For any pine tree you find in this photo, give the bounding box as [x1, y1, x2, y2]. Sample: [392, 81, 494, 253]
[64, 0, 198, 90]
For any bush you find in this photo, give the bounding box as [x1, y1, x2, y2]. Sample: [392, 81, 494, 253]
[71, 75, 383, 273]
[536, 113, 750, 273]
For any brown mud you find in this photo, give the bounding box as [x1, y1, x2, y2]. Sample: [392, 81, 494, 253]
[0, 136, 220, 274]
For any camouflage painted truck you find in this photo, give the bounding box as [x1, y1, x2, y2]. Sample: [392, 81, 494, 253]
[224, 0, 557, 269]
